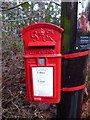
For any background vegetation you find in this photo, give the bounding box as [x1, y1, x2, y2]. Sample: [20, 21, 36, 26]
[1, 1, 90, 119]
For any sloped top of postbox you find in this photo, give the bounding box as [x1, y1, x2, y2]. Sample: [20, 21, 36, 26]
[20, 22, 64, 35]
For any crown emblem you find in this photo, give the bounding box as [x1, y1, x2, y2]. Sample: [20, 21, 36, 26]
[38, 28, 45, 36]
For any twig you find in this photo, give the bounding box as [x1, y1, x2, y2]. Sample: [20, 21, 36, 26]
[1, 2, 29, 11]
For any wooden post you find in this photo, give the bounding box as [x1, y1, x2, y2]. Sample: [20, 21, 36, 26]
[56, 1, 88, 119]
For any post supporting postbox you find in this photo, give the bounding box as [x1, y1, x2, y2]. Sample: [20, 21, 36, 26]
[56, 1, 89, 119]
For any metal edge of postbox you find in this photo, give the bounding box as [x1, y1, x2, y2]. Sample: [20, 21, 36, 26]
[20, 22, 64, 35]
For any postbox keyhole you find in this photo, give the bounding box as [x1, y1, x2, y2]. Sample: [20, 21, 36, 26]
[38, 58, 45, 65]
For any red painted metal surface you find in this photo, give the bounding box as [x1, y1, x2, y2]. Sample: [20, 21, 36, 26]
[61, 83, 86, 92]
[63, 50, 89, 59]
[21, 22, 64, 103]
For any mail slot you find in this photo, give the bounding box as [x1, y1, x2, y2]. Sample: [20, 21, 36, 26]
[20, 22, 64, 103]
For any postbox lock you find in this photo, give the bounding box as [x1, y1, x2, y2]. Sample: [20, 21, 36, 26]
[38, 58, 45, 65]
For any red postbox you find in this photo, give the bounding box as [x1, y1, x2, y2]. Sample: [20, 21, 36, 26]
[21, 22, 64, 103]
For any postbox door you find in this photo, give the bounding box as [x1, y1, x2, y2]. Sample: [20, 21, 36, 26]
[24, 56, 61, 103]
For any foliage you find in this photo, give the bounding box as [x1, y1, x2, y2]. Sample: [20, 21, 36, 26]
[1, 1, 61, 38]
[2, 1, 90, 119]
[1, 3, 61, 118]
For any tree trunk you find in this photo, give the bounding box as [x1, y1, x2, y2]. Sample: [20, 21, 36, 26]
[56, 1, 88, 119]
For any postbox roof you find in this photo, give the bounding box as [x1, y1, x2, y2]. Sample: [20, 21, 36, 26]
[20, 22, 64, 35]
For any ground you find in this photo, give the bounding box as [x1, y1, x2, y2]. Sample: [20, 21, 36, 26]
[2, 34, 90, 119]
